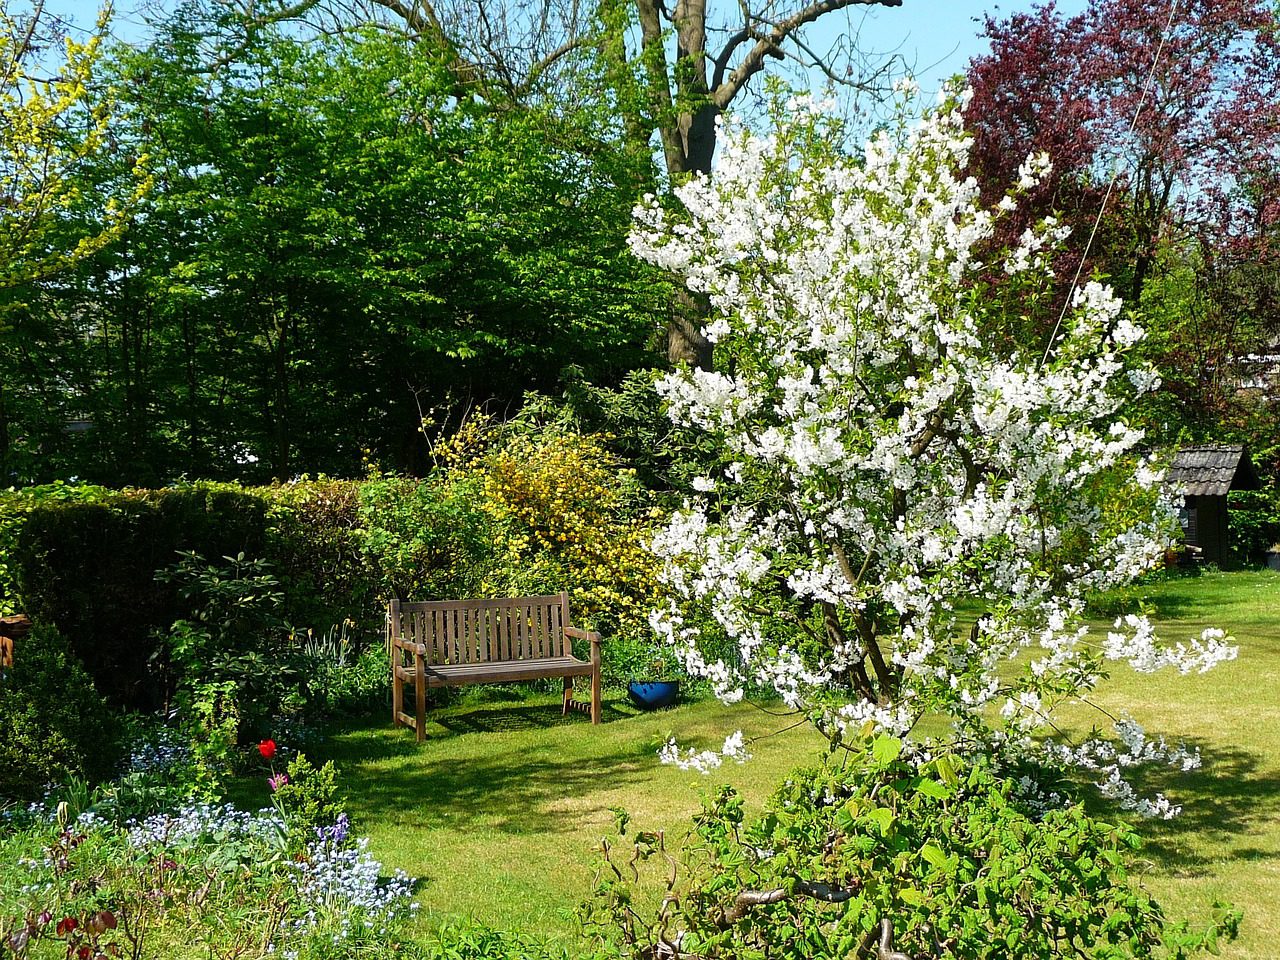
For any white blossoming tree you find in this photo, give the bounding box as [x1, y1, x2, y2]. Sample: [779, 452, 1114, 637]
[635, 83, 1236, 817]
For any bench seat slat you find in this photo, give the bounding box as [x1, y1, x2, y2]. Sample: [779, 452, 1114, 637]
[419, 656, 594, 686]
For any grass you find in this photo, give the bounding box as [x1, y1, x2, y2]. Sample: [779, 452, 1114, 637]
[1075, 569, 1280, 959]
[301, 695, 824, 938]
[276, 568, 1279, 956]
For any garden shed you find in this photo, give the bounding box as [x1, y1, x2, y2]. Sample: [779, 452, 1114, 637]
[1167, 444, 1259, 565]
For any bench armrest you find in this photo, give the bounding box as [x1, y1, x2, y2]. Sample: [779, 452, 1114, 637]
[564, 625, 602, 644]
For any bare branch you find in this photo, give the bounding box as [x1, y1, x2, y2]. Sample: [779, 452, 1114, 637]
[711, 0, 901, 109]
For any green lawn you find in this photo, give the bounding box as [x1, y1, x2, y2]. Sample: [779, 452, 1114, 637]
[290, 569, 1279, 956]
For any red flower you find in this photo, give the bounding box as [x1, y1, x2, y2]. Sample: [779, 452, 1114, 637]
[258, 739, 277, 760]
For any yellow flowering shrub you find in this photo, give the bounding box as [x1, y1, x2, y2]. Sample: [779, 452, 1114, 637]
[474, 432, 661, 642]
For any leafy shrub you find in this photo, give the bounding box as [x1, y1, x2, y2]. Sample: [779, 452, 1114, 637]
[158, 551, 299, 741]
[476, 431, 661, 646]
[0, 481, 113, 617]
[0, 625, 122, 802]
[1228, 486, 1280, 561]
[299, 622, 389, 720]
[526, 370, 718, 496]
[0, 800, 415, 960]
[357, 474, 492, 600]
[585, 741, 1240, 960]
[266, 752, 347, 851]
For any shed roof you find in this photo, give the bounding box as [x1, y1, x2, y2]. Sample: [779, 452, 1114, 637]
[1167, 444, 1259, 497]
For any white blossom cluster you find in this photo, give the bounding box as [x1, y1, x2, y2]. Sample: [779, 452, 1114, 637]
[658, 731, 752, 772]
[287, 835, 417, 928]
[124, 802, 286, 849]
[124, 728, 191, 774]
[634, 82, 1234, 814]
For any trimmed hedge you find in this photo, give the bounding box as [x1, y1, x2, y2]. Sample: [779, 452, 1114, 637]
[15, 485, 267, 708]
[4, 479, 491, 709]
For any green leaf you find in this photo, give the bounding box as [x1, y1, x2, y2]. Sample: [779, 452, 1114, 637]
[866, 807, 895, 836]
[920, 842, 950, 871]
[914, 777, 953, 801]
[899, 886, 925, 906]
[871, 735, 903, 766]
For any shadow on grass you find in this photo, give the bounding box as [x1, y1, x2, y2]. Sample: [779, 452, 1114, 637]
[311, 700, 664, 839]
[435, 701, 636, 735]
[1125, 740, 1280, 878]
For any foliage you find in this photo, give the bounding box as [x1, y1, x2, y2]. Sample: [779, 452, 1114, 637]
[0, 3, 147, 299]
[524, 371, 722, 498]
[967, 0, 1280, 446]
[3, 18, 664, 485]
[265, 480, 377, 638]
[357, 474, 492, 602]
[298, 622, 389, 720]
[585, 744, 1240, 959]
[1227, 487, 1280, 559]
[634, 84, 1235, 814]
[158, 550, 301, 742]
[0, 800, 415, 960]
[474, 430, 661, 642]
[12, 484, 267, 707]
[0, 625, 121, 802]
[0, 481, 112, 616]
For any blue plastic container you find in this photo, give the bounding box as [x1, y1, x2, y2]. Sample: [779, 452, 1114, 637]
[627, 680, 680, 710]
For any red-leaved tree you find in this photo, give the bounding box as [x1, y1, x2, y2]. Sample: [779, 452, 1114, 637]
[966, 0, 1280, 449]
[967, 0, 1280, 307]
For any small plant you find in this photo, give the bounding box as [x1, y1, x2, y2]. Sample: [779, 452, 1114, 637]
[0, 625, 121, 802]
[156, 551, 300, 740]
[262, 745, 347, 853]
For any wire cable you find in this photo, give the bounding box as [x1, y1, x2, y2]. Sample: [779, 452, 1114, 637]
[1039, 0, 1182, 368]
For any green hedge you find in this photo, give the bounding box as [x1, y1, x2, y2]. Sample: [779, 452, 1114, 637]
[0, 624, 122, 801]
[4, 478, 492, 709]
[15, 485, 268, 707]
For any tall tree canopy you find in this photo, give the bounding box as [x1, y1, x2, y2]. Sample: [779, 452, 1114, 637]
[221, 0, 906, 367]
[3, 13, 668, 484]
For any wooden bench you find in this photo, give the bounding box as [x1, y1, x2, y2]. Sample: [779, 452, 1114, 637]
[388, 593, 602, 741]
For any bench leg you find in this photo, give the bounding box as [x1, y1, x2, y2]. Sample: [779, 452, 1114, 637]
[392, 648, 404, 730]
[590, 642, 602, 725]
[562, 676, 573, 716]
[415, 651, 427, 743]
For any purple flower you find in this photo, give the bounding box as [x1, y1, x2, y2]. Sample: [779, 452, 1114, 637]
[268, 773, 289, 791]
[315, 813, 350, 845]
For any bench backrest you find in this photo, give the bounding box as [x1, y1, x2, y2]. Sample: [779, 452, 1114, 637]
[388, 593, 572, 665]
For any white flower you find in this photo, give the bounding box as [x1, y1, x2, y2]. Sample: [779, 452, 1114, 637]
[631, 87, 1231, 815]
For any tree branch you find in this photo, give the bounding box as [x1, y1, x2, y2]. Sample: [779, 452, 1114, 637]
[722, 878, 861, 924]
[710, 0, 901, 109]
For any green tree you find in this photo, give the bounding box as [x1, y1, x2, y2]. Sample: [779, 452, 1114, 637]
[6, 14, 666, 483]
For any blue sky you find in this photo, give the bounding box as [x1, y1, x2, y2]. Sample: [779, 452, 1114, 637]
[48, 0, 1090, 94]
[840, 0, 1089, 96]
